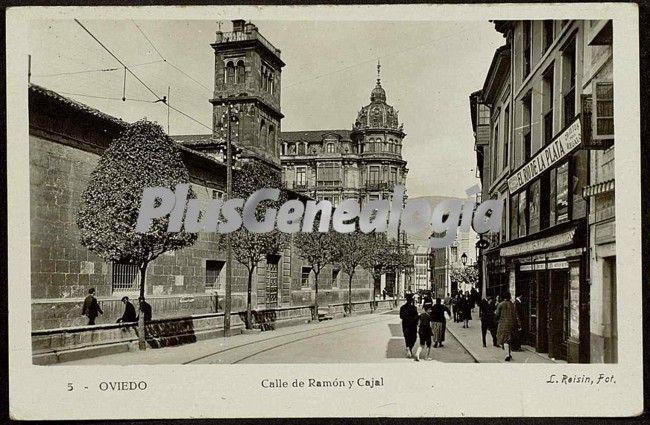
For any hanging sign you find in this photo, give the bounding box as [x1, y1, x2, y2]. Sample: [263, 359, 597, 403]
[508, 117, 582, 193]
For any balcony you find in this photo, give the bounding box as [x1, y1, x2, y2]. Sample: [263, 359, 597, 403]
[215, 29, 282, 58]
[366, 182, 389, 191]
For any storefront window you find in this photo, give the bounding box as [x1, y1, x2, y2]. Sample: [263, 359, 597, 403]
[528, 180, 540, 234]
[549, 168, 557, 225]
[518, 190, 527, 237]
[556, 161, 569, 223]
[571, 151, 588, 219]
[510, 193, 519, 240]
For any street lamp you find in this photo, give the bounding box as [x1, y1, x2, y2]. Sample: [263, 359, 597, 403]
[461, 252, 468, 266]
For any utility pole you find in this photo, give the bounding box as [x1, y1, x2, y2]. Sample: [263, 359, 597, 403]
[222, 103, 238, 337]
[28, 55, 31, 83]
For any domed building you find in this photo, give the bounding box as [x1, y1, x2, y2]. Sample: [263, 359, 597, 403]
[281, 64, 408, 206]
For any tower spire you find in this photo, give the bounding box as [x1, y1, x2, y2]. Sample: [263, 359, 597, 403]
[377, 58, 381, 85]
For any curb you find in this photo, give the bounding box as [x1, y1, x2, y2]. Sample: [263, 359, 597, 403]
[445, 324, 481, 363]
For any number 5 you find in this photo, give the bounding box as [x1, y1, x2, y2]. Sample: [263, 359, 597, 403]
[67, 382, 73, 391]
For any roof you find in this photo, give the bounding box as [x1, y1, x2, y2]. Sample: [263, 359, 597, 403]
[172, 134, 215, 146]
[481, 45, 511, 105]
[29, 84, 225, 171]
[280, 130, 352, 143]
[29, 83, 128, 127]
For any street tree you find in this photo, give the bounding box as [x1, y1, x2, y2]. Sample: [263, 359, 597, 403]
[383, 239, 412, 305]
[77, 119, 197, 350]
[333, 230, 373, 316]
[227, 161, 288, 329]
[295, 231, 338, 320]
[361, 232, 392, 310]
[450, 264, 479, 290]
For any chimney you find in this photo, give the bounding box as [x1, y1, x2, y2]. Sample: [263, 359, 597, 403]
[232, 19, 245, 32]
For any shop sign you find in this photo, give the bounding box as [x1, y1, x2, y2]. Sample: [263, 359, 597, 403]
[548, 261, 569, 269]
[534, 263, 547, 270]
[508, 117, 582, 193]
[500, 228, 576, 257]
[520, 264, 534, 271]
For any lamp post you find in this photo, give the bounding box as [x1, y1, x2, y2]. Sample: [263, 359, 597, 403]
[460, 252, 468, 293]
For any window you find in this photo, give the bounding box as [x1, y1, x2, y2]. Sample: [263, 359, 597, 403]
[562, 40, 576, 127]
[259, 121, 267, 148]
[368, 165, 380, 185]
[592, 81, 614, 139]
[332, 268, 340, 287]
[111, 261, 140, 293]
[523, 21, 532, 78]
[510, 193, 519, 239]
[297, 143, 305, 156]
[518, 189, 528, 237]
[543, 66, 555, 145]
[503, 106, 509, 170]
[556, 161, 569, 223]
[390, 167, 397, 183]
[492, 123, 499, 181]
[212, 189, 224, 200]
[317, 163, 340, 186]
[528, 180, 540, 234]
[235, 60, 245, 84]
[450, 246, 458, 262]
[295, 166, 307, 187]
[301, 267, 312, 288]
[205, 260, 225, 290]
[522, 93, 532, 161]
[478, 104, 490, 125]
[225, 61, 235, 85]
[326, 143, 336, 153]
[268, 125, 276, 152]
[543, 20, 554, 52]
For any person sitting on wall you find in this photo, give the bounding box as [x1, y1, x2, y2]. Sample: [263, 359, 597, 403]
[137, 297, 152, 323]
[81, 287, 103, 325]
[116, 296, 137, 323]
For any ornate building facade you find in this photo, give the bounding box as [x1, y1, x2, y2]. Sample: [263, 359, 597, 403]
[280, 66, 408, 206]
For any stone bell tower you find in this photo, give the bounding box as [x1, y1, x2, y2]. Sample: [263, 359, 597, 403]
[210, 20, 285, 168]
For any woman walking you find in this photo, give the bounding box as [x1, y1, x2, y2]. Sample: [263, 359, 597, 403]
[399, 294, 419, 358]
[430, 298, 451, 348]
[495, 292, 520, 362]
[461, 294, 472, 328]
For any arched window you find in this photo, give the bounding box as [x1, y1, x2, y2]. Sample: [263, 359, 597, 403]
[297, 143, 305, 155]
[368, 138, 374, 152]
[225, 61, 235, 85]
[383, 140, 388, 152]
[326, 143, 335, 153]
[236, 60, 245, 84]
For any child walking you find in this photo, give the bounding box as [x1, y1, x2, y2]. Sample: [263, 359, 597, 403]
[414, 305, 433, 361]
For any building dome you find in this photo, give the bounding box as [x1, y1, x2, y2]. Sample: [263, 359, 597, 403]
[370, 81, 386, 103]
[354, 81, 400, 130]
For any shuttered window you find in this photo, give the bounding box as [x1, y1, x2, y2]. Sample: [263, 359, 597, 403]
[592, 81, 614, 140]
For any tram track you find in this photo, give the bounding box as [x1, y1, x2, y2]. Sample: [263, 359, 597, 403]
[182, 312, 395, 364]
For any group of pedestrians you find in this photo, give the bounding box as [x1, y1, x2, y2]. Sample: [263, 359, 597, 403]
[479, 292, 522, 362]
[399, 293, 451, 361]
[448, 290, 478, 328]
[81, 288, 152, 326]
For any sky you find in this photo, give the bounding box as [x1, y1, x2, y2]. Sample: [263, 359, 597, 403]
[29, 19, 504, 198]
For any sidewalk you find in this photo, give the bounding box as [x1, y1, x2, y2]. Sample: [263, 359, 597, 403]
[446, 314, 565, 364]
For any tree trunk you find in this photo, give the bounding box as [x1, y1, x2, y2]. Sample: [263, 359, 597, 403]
[137, 263, 148, 351]
[348, 273, 353, 317]
[246, 267, 254, 329]
[313, 271, 319, 321]
[372, 275, 378, 312]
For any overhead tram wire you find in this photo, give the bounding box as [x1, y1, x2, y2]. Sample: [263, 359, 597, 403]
[74, 19, 213, 133]
[132, 20, 212, 92]
[58, 92, 158, 103]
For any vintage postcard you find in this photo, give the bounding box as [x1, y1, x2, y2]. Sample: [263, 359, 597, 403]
[6, 3, 643, 419]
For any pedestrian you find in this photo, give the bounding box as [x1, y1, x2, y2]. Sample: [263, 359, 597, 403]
[451, 294, 460, 322]
[512, 294, 525, 351]
[479, 296, 498, 347]
[414, 305, 433, 361]
[444, 292, 452, 309]
[495, 292, 520, 362]
[138, 297, 152, 322]
[430, 298, 451, 348]
[81, 287, 103, 325]
[461, 294, 472, 328]
[382, 289, 387, 300]
[422, 293, 433, 311]
[470, 288, 478, 311]
[399, 294, 419, 358]
[116, 296, 137, 323]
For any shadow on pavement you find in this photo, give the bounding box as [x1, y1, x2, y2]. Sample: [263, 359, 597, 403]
[385, 337, 408, 358]
[387, 323, 404, 337]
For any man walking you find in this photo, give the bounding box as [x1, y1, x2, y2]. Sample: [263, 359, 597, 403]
[479, 296, 498, 347]
[512, 294, 524, 351]
[399, 294, 419, 358]
[117, 296, 137, 323]
[81, 288, 103, 325]
[495, 292, 519, 361]
[414, 305, 433, 361]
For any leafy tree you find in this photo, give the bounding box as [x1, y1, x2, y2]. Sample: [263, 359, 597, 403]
[332, 230, 373, 316]
[228, 161, 288, 329]
[295, 231, 338, 320]
[450, 264, 479, 288]
[360, 233, 392, 310]
[77, 119, 197, 350]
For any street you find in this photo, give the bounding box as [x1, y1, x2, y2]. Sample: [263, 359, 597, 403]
[58, 311, 476, 365]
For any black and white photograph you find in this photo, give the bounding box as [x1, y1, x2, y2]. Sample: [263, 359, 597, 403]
[6, 3, 643, 419]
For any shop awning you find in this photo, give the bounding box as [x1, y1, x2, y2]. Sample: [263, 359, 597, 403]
[499, 227, 577, 257]
[582, 179, 615, 198]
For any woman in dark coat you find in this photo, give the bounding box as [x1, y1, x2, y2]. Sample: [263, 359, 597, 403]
[461, 294, 472, 328]
[496, 292, 520, 362]
[430, 298, 451, 347]
[399, 294, 419, 358]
